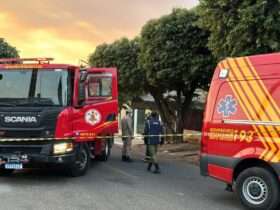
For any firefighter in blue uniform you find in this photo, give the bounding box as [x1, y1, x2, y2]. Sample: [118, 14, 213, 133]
[144, 112, 164, 174]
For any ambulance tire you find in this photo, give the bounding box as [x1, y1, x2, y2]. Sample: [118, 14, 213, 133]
[236, 167, 280, 210]
[0, 168, 14, 176]
[67, 144, 90, 177]
[96, 141, 110, 161]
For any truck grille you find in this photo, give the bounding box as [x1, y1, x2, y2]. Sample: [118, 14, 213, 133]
[1, 130, 42, 138]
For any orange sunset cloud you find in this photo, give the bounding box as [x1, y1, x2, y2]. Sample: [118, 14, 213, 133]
[0, 0, 198, 64]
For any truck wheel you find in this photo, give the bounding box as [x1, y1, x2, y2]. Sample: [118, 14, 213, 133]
[0, 168, 14, 176]
[97, 141, 110, 161]
[236, 167, 280, 210]
[67, 144, 90, 177]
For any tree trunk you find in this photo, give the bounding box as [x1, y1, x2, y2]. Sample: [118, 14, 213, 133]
[149, 85, 197, 144]
[149, 88, 176, 143]
[150, 91, 175, 131]
[175, 89, 184, 143]
[181, 85, 197, 142]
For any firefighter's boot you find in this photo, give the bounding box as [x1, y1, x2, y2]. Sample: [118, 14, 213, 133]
[126, 156, 133, 162]
[122, 156, 126, 162]
[147, 163, 152, 171]
[154, 164, 161, 174]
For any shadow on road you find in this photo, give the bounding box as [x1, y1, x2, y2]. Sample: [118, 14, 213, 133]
[209, 191, 241, 209]
[0, 161, 101, 185]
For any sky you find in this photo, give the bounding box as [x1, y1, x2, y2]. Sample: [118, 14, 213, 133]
[0, 0, 198, 64]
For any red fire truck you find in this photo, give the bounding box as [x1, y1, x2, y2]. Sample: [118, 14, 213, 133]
[0, 58, 118, 177]
[200, 53, 280, 210]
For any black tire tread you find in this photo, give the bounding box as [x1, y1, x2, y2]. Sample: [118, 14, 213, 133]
[236, 167, 280, 210]
[96, 141, 110, 162]
[67, 144, 90, 177]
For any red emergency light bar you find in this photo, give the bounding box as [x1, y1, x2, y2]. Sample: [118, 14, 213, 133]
[0, 58, 54, 64]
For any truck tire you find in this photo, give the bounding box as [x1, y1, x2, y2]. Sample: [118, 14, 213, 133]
[67, 144, 90, 177]
[0, 168, 14, 176]
[96, 141, 110, 161]
[236, 167, 280, 210]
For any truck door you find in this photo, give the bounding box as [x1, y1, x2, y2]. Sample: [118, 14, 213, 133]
[72, 68, 118, 141]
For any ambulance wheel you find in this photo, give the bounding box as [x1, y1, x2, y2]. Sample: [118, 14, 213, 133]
[236, 167, 280, 210]
[67, 144, 90, 177]
[97, 141, 110, 161]
[0, 168, 14, 176]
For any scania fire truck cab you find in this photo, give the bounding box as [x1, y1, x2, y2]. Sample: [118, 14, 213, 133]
[200, 53, 280, 210]
[0, 58, 118, 177]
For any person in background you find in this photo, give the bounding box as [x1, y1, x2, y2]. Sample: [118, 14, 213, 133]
[144, 112, 164, 173]
[121, 110, 133, 162]
[143, 113, 151, 162]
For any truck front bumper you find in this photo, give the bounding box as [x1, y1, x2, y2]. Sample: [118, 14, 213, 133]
[0, 141, 76, 167]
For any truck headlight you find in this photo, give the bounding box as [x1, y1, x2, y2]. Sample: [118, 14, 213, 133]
[53, 142, 73, 155]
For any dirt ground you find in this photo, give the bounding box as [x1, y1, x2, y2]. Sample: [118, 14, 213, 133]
[133, 142, 200, 165]
[124, 130, 201, 165]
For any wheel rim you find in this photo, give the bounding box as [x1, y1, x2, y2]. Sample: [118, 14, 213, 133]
[242, 176, 268, 205]
[75, 147, 88, 170]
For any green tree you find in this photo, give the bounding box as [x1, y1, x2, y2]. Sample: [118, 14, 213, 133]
[88, 38, 144, 105]
[139, 8, 214, 135]
[198, 0, 280, 59]
[0, 38, 19, 58]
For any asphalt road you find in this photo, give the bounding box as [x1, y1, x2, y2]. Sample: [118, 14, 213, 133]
[0, 146, 243, 210]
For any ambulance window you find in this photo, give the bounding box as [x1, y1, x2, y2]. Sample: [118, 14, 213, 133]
[87, 74, 112, 97]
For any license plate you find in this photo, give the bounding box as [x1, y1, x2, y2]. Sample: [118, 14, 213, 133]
[5, 163, 23, 170]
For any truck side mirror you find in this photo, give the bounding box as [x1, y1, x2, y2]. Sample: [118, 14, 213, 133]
[80, 70, 87, 82]
[78, 82, 86, 106]
[78, 71, 87, 106]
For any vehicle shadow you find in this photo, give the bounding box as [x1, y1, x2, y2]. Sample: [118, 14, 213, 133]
[0, 160, 101, 185]
[208, 190, 242, 210]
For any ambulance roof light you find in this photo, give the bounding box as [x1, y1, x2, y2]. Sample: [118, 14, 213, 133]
[0, 58, 54, 64]
[219, 68, 229, 79]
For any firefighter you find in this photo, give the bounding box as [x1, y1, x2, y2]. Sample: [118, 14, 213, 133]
[144, 112, 164, 173]
[121, 110, 133, 162]
[143, 113, 151, 162]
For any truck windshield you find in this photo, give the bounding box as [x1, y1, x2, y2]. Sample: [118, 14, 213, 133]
[0, 69, 70, 107]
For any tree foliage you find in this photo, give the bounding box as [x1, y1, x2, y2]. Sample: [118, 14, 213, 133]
[88, 38, 144, 105]
[88, 9, 215, 136]
[139, 8, 214, 133]
[198, 0, 280, 59]
[0, 38, 19, 58]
